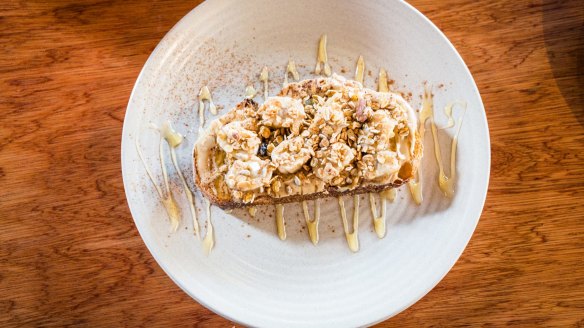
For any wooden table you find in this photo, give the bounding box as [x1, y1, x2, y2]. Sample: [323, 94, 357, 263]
[2, 1, 583, 326]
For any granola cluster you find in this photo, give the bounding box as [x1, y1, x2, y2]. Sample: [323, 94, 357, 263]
[208, 74, 418, 202]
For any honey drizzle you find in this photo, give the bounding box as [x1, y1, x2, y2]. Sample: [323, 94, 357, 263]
[355, 55, 365, 84]
[407, 85, 433, 204]
[134, 125, 181, 231]
[275, 204, 286, 240]
[378, 68, 389, 92]
[315, 34, 332, 76]
[159, 121, 200, 238]
[202, 199, 214, 255]
[430, 101, 467, 197]
[260, 66, 269, 100]
[245, 85, 257, 99]
[338, 195, 360, 252]
[369, 193, 387, 239]
[284, 60, 300, 87]
[198, 86, 216, 128]
[302, 200, 321, 245]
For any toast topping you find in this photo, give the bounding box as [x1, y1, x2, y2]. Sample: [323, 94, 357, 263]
[314, 142, 356, 185]
[271, 136, 314, 174]
[197, 75, 420, 203]
[224, 155, 275, 192]
[216, 121, 261, 155]
[258, 96, 306, 135]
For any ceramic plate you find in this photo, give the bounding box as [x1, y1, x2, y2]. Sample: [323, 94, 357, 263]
[121, 0, 490, 326]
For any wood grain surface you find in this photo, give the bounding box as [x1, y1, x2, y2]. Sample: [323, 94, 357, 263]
[1, 0, 583, 326]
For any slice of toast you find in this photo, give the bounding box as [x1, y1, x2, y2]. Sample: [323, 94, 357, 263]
[194, 74, 422, 209]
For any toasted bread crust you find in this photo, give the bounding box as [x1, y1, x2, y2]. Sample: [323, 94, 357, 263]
[195, 170, 406, 209]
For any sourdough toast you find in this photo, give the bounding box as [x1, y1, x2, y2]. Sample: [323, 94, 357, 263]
[194, 75, 422, 209]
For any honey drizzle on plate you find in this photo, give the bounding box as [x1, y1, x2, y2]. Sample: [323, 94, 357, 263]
[355, 55, 365, 84]
[439, 101, 466, 130]
[407, 85, 433, 204]
[157, 121, 201, 238]
[374, 66, 395, 234]
[260, 66, 269, 100]
[430, 101, 467, 197]
[408, 86, 467, 199]
[134, 124, 181, 231]
[284, 60, 300, 87]
[378, 68, 390, 92]
[369, 193, 387, 239]
[198, 86, 216, 128]
[245, 85, 257, 99]
[314, 34, 331, 76]
[302, 200, 321, 245]
[380, 188, 397, 202]
[275, 204, 286, 240]
[202, 199, 214, 255]
[338, 195, 360, 252]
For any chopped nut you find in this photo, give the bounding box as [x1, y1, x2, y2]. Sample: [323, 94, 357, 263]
[310, 158, 319, 167]
[330, 132, 340, 143]
[267, 143, 275, 154]
[332, 176, 344, 185]
[259, 126, 271, 138]
[325, 90, 337, 97]
[345, 177, 353, 184]
[362, 154, 373, 163]
[347, 129, 356, 141]
[285, 185, 293, 194]
[236, 181, 252, 190]
[294, 175, 301, 186]
[322, 125, 334, 135]
[243, 192, 255, 203]
[272, 179, 281, 192]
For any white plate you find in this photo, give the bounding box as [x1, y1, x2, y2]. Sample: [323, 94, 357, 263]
[121, 0, 490, 326]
